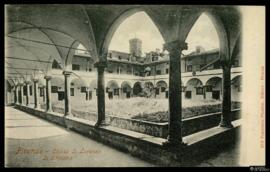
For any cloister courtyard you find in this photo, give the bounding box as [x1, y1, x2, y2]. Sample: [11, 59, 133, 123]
[5, 4, 258, 167]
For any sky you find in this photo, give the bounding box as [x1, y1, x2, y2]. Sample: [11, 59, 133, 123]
[79, 12, 220, 55]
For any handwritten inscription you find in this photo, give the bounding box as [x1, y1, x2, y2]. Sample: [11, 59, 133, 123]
[15, 146, 101, 161]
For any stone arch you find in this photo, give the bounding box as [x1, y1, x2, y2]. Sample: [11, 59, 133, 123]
[156, 80, 168, 99]
[106, 80, 120, 99]
[5, 79, 15, 104]
[51, 76, 65, 102]
[70, 77, 88, 101]
[120, 81, 132, 99]
[156, 80, 168, 88]
[185, 78, 204, 100]
[101, 8, 166, 61]
[184, 11, 229, 62]
[121, 81, 132, 89]
[205, 76, 222, 100]
[64, 41, 85, 71]
[133, 81, 143, 96]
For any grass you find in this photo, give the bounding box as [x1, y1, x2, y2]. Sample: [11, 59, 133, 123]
[40, 97, 240, 123]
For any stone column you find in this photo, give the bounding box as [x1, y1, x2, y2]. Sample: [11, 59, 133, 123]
[25, 81, 30, 106]
[163, 40, 188, 147]
[203, 86, 206, 99]
[20, 83, 24, 105]
[33, 79, 39, 109]
[15, 85, 19, 104]
[13, 87, 16, 104]
[43, 86, 46, 102]
[63, 71, 72, 116]
[94, 61, 107, 126]
[86, 87, 89, 101]
[44, 76, 52, 112]
[219, 61, 233, 128]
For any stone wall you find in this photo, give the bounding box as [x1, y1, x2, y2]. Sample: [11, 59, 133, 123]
[40, 105, 240, 139]
[13, 104, 241, 166]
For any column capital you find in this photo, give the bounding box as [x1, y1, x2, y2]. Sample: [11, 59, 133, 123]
[163, 40, 188, 53]
[33, 79, 39, 83]
[94, 61, 107, 68]
[44, 75, 52, 80]
[63, 71, 72, 76]
[24, 81, 31, 85]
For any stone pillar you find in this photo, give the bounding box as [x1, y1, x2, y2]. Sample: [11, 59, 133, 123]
[63, 71, 72, 116]
[13, 87, 16, 104]
[94, 61, 107, 126]
[86, 88, 89, 101]
[25, 82, 30, 106]
[219, 61, 233, 128]
[44, 76, 52, 112]
[33, 79, 39, 109]
[20, 83, 24, 105]
[163, 40, 188, 147]
[15, 85, 19, 104]
[203, 86, 206, 99]
[43, 86, 46, 102]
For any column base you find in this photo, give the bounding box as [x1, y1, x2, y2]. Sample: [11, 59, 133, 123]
[94, 120, 109, 128]
[162, 140, 187, 150]
[46, 109, 53, 113]
[219, 121, 234, 128]
[64, 112, 72, 117]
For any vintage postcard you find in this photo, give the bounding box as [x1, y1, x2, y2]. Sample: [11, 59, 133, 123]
[4, 5, 266, 167]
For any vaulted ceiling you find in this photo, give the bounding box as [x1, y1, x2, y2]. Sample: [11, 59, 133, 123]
[5, 5, 241, 86]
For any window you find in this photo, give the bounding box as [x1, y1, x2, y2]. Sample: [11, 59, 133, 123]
[156, 70, 161, 75]
[88, 91, 92, 100]
[114, 89, 119, 95]
[40, 88, 44, 96]
[187, 65, 192, 72]
[106, 87, 109, 93]
[81, 87, 87, 93]
[196, 87, 204, 95]
[23, 86, 27, 96]
[165, 91, 169, 98]
[58, 92, 64, 101]
[161, 87, 166, 92]
[70, 88, 74, 96]
[30, 86, 32, 95]
[51, 86, 58, 93]
[166, 68, 169, 74]
[205, 85, 212, 92]
[52, 60, 61, 69]
[155, 88, 159, 95]
[185, 91, 192, 99]
[71, 82, 74, 86]
[89, 68, 92, 72]
[123, 87, 127, 93]
[72, 64, 80, 71]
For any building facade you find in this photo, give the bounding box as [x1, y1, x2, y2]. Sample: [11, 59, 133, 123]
[40, 38, 242, 103]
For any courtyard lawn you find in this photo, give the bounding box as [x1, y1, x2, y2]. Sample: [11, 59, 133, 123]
[40, 97, 240, 123]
